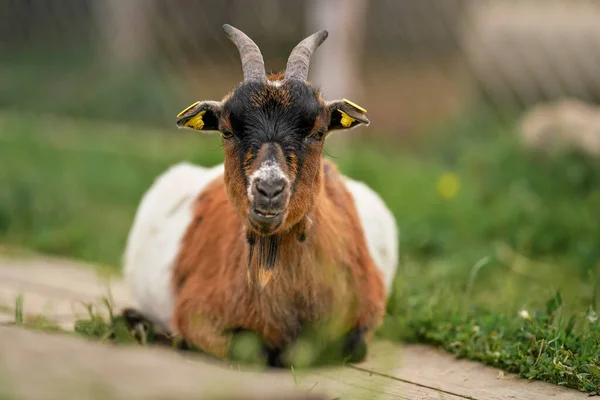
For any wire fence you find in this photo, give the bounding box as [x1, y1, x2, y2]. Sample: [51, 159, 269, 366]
[2, 0, 600, 138]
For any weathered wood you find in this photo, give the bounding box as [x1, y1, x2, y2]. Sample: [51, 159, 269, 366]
[360, 341, 589, 400]
[0, 255, 126, 303]
[0, 255, 128, 320]
[0, 326, 323, 400]
[0, 254, 590, 400]
[0, 325, 464, 400]
[0, 284, 88, 321]
[0, 313, 12, 324]
[297, 366, 463, 399]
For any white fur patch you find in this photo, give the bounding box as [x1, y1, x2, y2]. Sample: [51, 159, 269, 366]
[267, 80, 283, 87]
[342, 177, 399, 296]
[247, 160, 289, 201]
[123, 162, 224, 331]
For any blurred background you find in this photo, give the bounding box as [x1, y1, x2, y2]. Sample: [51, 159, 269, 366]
[3, 0, 600, 134]
[1, 0, 599, 379]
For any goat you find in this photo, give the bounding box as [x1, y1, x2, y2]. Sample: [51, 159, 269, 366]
[122, 25, 399, 367]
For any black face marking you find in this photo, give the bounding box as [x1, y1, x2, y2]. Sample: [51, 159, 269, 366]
[224, 80, 322, 179]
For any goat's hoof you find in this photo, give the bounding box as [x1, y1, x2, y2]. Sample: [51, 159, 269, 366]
[120, 308, 153, 337]
[265, 347, 286, 368]
[121, 308, 150, 328]
[342, 326, 368, 364]
[120, 308, 179, 348]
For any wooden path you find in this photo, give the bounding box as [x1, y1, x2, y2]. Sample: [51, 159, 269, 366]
[0, 254, 589, 400]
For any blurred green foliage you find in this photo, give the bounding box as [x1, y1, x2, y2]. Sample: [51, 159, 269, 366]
[0, 52, 182, 129]
[0, 109, 598, 392]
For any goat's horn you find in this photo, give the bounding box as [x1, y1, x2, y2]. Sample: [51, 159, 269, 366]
[223, 24, 266, 82]
[284, 29, 329, 81]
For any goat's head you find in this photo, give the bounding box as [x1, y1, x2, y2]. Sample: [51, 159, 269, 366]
[176, 25, 369, 238]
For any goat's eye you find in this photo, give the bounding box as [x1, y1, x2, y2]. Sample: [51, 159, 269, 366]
[221, 129, 234, 139]
[307, 129, 326, 143]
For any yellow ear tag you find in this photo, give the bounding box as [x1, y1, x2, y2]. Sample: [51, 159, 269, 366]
[183, 110, 206, 130]
[338, 99, 367, 128]
[177, 101, 201, 118]
[342, 98, 367, 113]
[338, 110, 356, 128]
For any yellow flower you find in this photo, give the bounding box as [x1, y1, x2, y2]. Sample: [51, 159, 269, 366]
[437, 172, 460, 199]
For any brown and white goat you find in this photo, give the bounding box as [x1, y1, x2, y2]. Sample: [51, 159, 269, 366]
[122, 25, 398, 366]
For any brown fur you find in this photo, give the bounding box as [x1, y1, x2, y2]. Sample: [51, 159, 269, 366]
[267, 71, 285, 81]
[172, 158, 386, 358]
[222, 139, 249, 221]
[251, 81, 293, 109]
[170, 65, 382, 361]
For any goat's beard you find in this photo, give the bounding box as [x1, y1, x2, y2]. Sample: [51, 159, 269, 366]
[244, 215, 312, 289]
[246, 230, 281, 289]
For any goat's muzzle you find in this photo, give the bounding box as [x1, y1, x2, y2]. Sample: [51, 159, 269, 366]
[249, 176, 289, 235]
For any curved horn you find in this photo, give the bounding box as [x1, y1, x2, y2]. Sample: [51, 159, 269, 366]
[223, 24, 266, 82]
[284, 29, 329, 81]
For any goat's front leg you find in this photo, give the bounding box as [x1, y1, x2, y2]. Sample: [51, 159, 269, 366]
[172, 296, 273, 364]
[348, 263, 387, 362]
[173, 305, 282, 366]
[172, 296, 233, 360]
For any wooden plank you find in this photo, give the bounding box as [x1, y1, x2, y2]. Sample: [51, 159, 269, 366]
[0, 256, 461, 399]
[0, 285, 95, 320]
[0, 326, 323, 400]
[0, 255, 589, 400]
[297, 366, 464, 399]
[358, 341, 589, 400]
[0, 313, 12, 325]
[0, 326, 459, 400]
[181, 355, 464, 399]
[0, 256, 128, 305]
[0, 256, 128, 331]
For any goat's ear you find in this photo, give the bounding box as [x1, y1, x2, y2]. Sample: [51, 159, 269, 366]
[176, 100, 222, 131]
[326, 98, 370, 131]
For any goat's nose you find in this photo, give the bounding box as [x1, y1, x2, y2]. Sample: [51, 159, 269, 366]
[255, 178, 286, 199]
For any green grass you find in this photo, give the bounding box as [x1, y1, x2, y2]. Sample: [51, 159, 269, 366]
[0, 111, 224, 264]
[0, 110, 598, 393]
[13, 294, 23, 326]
